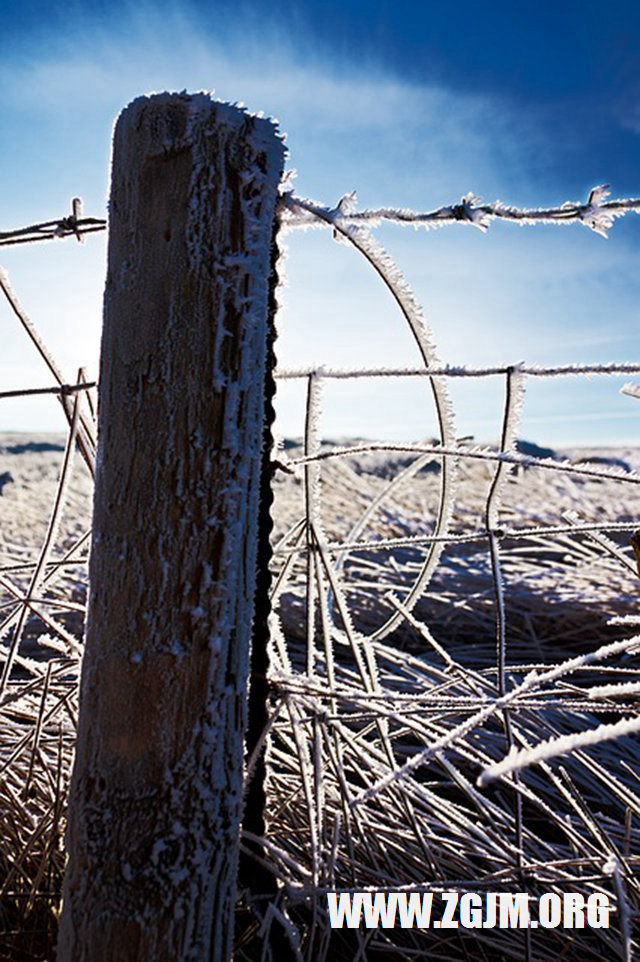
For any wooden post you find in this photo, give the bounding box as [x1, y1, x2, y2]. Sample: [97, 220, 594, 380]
[57, 93, 284, 962]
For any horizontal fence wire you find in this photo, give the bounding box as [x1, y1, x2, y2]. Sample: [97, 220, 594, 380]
[265, 184, 640, 961]
[0, 382, 96, 401]
[0, 198, 106, 247]
[280, 183, 640, 236]
[276, 362, 640, 379]
[3, 182, 638, 248]
[1, 190, 640, 961]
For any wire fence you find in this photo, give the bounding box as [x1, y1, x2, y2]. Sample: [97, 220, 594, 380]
[264, 185, 640, 961]
[0, 237, 97, 959]
[0, 186, 639, 960]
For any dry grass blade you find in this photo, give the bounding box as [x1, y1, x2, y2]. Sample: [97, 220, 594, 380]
[3, 187, 640, 961]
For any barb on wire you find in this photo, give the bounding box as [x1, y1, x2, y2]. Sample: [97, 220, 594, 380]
[0, 382, 97, 401]
[0, 197, 106, 247]
[266, 177, 640, 958]
[3, 181, 640, 960]
[281, 184, 640, 238]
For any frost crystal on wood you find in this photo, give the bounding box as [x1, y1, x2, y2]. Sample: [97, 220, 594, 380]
[57, 93, 284, 962]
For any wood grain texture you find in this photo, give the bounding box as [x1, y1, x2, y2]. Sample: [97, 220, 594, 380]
[58, 93, 284, 962]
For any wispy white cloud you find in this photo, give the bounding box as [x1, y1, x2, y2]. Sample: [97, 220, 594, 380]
[0, 1, 548, 199]
[0, 2, 637, 443]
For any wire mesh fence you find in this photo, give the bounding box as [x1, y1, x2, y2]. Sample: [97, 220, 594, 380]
[1, 187, 640, 960]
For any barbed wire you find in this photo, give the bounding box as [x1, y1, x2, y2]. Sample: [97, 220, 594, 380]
[0, 382, 96, 401]
[0, 198, 106, 247]
[2, 184, 640, 961]
[0, 182, 640, 247]
[5, 182, 639, 251]
[281, 184, 640, 237]
[266, 182, 640, 959]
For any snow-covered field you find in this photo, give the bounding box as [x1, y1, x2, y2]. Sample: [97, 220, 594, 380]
[1, 432, 640, 960]
[2, 432, 638, 669]
[272, 438, 640, 663]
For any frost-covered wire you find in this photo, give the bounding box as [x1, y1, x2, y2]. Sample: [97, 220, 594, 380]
[285, 190, 459, 643]
[276, 361, 640, 380]
[5, 182, 640, 960]
[351, 634, 640, 805]
[290, 439, 640, 484]
[621, 382, 640, 400]
[281, 185, 640, 238]
[478, 713, 640, 787]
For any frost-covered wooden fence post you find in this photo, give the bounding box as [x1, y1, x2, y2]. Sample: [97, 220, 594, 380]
[58, 93, 284, 962]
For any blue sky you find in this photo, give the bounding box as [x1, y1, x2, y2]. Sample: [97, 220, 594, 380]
[1, 0, 640, 445]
